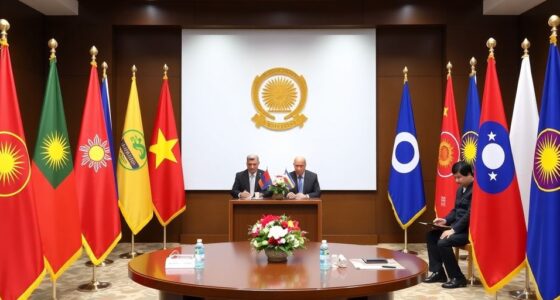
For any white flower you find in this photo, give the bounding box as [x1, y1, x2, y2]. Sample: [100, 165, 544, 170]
[279, 238, 286, 244]
[268, 225, 288, 240]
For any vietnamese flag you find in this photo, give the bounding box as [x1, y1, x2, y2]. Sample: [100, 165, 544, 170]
[148, 68, 185, 226]
[434, 66, 461, 217]
[0, 25, 45, 299]
[470, 42, 526, 292]
[75, 49, 121, 265]
[32, 45, 82, 281]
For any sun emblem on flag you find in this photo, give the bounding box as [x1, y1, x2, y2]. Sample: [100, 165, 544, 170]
[41, 131, 70, 170]
[0, 131, 31, 197]
[461, 131, 478, 165]
[79, 134, 111, 173]
[437, 132, 459, 177]
[533, 128, 560, 191]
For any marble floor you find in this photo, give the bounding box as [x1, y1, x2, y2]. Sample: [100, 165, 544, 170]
[30, 243, 533, 299]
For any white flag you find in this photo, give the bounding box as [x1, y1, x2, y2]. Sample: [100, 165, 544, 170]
[510, 53, 539, 227]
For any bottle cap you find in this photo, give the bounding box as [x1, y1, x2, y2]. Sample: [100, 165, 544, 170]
[322, 240, 327, 243]
[197, 239, 202, 243]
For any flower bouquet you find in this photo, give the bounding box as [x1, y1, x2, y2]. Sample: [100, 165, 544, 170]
[268, 177, 289, 199]
[249, 214, 307, 262]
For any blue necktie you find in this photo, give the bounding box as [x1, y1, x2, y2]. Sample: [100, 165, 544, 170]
[298, 176, 303, 193]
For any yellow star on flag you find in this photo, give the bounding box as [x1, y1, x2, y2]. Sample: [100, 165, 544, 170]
[149, 129, 178, 168]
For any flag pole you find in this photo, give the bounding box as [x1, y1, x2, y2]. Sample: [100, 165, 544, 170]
[120, 233, 142, 258]
[52, 279, 56, 300]
[77, 264, 111, 291]
[163, 225, 167, 249]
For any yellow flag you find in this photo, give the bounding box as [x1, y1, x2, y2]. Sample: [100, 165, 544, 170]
[117, 72, 153, 234]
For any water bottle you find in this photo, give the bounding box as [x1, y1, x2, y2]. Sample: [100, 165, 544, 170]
[319, 240, 330, 270]
[194, 239, 205, 269]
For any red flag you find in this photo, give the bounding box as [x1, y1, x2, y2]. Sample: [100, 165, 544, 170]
[0, 30, 45, 299]
[471, 50, 526, 292]
[434, 70, 461, 217]
[75, 52, 121, 265]
[148, 73, 185, 226]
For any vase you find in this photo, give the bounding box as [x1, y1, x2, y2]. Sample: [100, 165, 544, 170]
[271, 193, 284, 200]
[264, 248, 289, 263]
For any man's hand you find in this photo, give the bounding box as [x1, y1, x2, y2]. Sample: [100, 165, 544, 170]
[433, 218, 446, 225]
[295, 193, 307, 200]
[286, 192, 296, 199]
[440, 228, 455, 239]
[239, 190, 251, 200]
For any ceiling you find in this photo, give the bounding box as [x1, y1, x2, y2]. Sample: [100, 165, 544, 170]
[18, 0, 548, 16]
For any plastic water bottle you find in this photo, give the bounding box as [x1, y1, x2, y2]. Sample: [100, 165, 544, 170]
[319, 240, 330, 270]
[194, 239, 205, 269]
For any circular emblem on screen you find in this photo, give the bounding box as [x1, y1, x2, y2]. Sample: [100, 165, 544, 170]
[437, 131, 460, 178]
[475, 121, 515, 194]
[461, 131, 478, 166]
[251, 68, 308, 131]
[391, 132, 419, 174]
[0, 131, 31, 197]
[118, 130, 147, 170]
[533, 128, 560, 192]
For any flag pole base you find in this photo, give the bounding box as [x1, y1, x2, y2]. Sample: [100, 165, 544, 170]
[119, 251, 142, 259]
[77, 280, 111, 292]
[85, 259, 114, 267]
[509, 289, 536, 299]
[399, 249, 418, 255]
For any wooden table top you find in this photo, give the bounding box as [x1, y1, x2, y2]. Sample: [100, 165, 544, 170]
[129, 242, 427, 299]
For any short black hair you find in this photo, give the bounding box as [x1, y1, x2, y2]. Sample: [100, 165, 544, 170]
[451, 161, 474, 176]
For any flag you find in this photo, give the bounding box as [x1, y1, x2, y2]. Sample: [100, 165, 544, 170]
[0, 31, 45, 299]
[117, 69, 153, 234]
[510, 47, 539, 228]
[387, 78, 426, 229]
[75, 52, 121, 265]
[100, 64, 116, 171]
[470, 49, 526, 292]
[148, 72, 185, 226]
[461, 70, 481, 166]
[31, 49, 82, 281]
[258, 168, 272, 190]
[527, 41, 560, 300]
[283, 168, 295, 189]
[434, 69, 461, 217]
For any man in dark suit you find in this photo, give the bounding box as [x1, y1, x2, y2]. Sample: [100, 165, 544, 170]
[423, 161, 474, 289]
[286, 156, 321, 199]
[231, 154, 270, 199]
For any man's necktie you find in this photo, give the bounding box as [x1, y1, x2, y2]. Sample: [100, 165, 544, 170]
[298, 176, 303, 193]
[250, 174, 255, 196]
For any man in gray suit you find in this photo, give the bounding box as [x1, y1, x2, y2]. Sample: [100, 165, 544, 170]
[231, 154, 269, 199]
[287, 156, 321, 199]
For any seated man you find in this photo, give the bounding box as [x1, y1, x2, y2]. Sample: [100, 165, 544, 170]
[231, 154, 270, 199]
[423, 161, 473, 289]
[286, 156, 321, 199]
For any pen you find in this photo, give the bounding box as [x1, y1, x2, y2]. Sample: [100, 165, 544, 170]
[381, 265, 396, 269]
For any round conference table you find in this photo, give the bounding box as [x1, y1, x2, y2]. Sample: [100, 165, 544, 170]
[129, 242, 427, 300]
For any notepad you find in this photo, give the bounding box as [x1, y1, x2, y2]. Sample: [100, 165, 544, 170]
[349, 258, 405, 270]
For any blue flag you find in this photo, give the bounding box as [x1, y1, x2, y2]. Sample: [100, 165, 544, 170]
[100, 75, 115, 168]
[461, 75, 480, 166]
[388, 81, 426, 229]
[527, 43, 560, 300]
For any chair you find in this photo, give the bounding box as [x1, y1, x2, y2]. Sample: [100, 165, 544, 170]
[454, 243, 475, 286]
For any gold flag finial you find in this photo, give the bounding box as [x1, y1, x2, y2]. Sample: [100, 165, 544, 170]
[549, 15, 559, 45]
[521, 38, 530, 58]
[446, 61, 452, 78]
[102, 61, 108, 78]
[469, 57, 477, 77]
[48, 38, 58, 60]
[90, 46, 98, 66]
[132, 65, 137, 78]
[0, 19, 10, 46]
[163, 64, 168, 80]
[403, 66, 408, 83]
[487, 38, 497, 59]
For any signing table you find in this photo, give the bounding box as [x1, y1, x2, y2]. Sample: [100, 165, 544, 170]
[129, 242, 427, 300]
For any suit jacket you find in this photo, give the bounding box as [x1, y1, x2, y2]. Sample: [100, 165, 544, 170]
[444, 182, 473, 234]
[231, 169, 271, 198]
[288, 170, 321, 198]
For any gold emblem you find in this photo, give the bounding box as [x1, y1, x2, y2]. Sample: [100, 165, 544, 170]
[251, 68, 307, 130]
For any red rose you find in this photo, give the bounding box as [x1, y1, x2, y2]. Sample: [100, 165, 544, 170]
[281, 221, 289, 229]
[260, 214, 279, 226]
